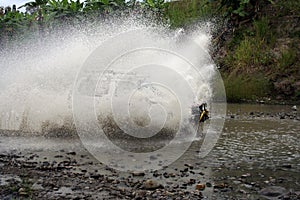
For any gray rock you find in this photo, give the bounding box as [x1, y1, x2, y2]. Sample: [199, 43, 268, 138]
[259, 186, 287, 198]
[149, 155, 157, 160]
[55, 186, 73, 196]
[66, 151, 76, 155]
[132, 172, 145, 176]
[143, 179, 163, 190]
[32, 182, 44, 190]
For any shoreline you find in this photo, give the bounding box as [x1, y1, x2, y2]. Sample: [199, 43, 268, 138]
[225, 99, 300, 106]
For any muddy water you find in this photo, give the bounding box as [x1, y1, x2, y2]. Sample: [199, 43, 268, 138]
[190, 103, 300, 198]
[160, 103, 299, 198]
[0, 103, 299, 199]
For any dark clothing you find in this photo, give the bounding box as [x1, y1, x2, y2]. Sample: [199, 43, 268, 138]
[199, 103, 207, 112]
[199, 103, 209, 122]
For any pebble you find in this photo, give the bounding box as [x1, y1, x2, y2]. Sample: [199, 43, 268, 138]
[184, 163, 194, 169]
[143, 179, 163, 190]
[233, 180, 241, 185]
[32, 182, 44, 190]
[206, 182, 212, 187]
[214, 183, 227, 189]
[241, 173, 251, 178]
[195, 183, 205, 190]
[132, 172, 145, 176]
[66, 151, 76, 155]
[18, 188, 28, 196]
[149, 155, 157, 160]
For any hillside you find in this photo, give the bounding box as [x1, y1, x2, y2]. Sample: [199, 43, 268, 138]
[212, 0, 300, 103]
[1, 0, 299, 103]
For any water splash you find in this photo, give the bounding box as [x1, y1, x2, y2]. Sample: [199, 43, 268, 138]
[0, 16, 220, 138]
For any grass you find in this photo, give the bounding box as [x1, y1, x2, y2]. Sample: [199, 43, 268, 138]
[224, 15, 277, 73]
[253, 17, 268, 40]
[275, 0, 300, 16]
[224, 74, 271, 102]
[225, 36, 271, 72]
[277, 48, 297, 71]
[166, 0, 216, 27]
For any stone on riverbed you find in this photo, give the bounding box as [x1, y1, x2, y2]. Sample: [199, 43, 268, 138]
[132, 171, 145, 176]
[18, 188, 29, 196]
[259, 186, 287, 198]
[32, 182, 44, 190]
[195, 183, 205, 190]
[143, 179, 163, 190]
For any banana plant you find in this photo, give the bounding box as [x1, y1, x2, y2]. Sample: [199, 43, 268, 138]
[18, 0, 48, 14]
[44, 0, 84, 20]
[84, 0, 126, 13]
[141, 0, 167, 12]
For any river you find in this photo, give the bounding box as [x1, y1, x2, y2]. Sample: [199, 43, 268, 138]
[0, 103, 299, 199]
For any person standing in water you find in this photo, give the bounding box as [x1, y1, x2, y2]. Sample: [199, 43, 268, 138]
[199, 103, 209, 123]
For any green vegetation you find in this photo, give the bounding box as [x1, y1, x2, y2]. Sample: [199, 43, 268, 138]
[224, 74, 271, 102]
[166, 0, 217, 27]
[217, 0, 299, 102]
[0, 0, 299, 103]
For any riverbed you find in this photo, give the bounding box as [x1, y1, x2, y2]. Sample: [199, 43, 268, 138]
[0, 104, 299, 199]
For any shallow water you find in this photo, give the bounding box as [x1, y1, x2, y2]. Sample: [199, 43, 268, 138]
[0, 103, 299, 198]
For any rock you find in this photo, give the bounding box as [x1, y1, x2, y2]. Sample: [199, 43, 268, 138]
[292, 105, 297, 111]
[149, 155, 157, 160]
[132, 172, 145, 176]
[32, 182, 44, 190]
[163, 172, 169, 178]
[134, 190, 147, 198]
[259, 186, 287, 198]
[241, 173, 251, 178]
[239, 189, 247, 194]
[18, 188, 28, 196]
[281, 164, 292, 169]
[143, 179, 163, 190]
[180, 168, 189, 173]
[195, 183, 205, 190]
[206, 182, 212, 187]
[233, 180, 241, 185]
[188, 179, 196, 184]
[214, 183, 227, 189]
[55, 186, 73, 195]
[66, 151, 76, 155]
[279, 114, 285, 119]
[184, 163, 194, 169]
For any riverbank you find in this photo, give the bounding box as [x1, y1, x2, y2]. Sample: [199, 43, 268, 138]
[213, 0, 300, 103]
